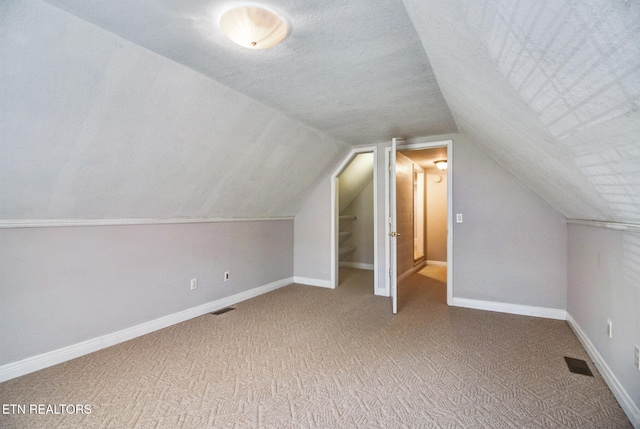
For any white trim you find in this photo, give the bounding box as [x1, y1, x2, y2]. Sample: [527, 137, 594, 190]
[339, 262, 374, 270]
[567, 218, 640, 233]
[426, 260, 448, 267]
[566, 313, 640, 428]
[0, 217, 294, 229]
[451, 297, 567, 320]
[293, 277, 332, 288]
[331, 146, 378, 292]
[386, 139, 454, 306]
[0, 277, 293, 383]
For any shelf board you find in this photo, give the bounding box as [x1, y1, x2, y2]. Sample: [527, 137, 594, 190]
[338, 246, 356, 255]
[339, 215, 357, 220]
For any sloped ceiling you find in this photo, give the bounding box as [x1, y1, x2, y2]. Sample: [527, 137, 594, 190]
[0, 0, 455, 221]
[38, 0, 457, 145]
[2, 0, 639, 224]
[1, 0, 351, 220]
[403, 0, 640, 224]
[338, 153, 374, 212]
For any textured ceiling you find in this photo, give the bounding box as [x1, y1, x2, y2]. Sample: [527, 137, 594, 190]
[404, 0, 640, 223]
[39, 0, 457, 145]
[2, 0, 639, 224]
[338, 153, 374, 211]
[399, 147, 448, 171]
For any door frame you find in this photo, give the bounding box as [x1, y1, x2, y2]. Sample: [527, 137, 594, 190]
[330, 146, 379, 291]
[385, 139, 453, 306]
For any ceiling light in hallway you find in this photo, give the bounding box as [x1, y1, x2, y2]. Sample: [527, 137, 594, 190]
[434, 160, 448, 170]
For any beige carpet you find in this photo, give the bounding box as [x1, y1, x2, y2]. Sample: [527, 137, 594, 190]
[0, 268, 631, 428]
[418, 265, 447, 284]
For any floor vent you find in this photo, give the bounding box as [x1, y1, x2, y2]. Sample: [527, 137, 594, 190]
[564, 357, 593, 376]
[211, 307, 235, 316]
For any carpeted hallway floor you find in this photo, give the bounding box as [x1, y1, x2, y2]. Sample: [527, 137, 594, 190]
[0, 268, 632, 428]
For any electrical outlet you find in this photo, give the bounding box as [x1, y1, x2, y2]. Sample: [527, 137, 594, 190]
[224, 271, 230, 282]
[634, 345, 640, 370]
[190, 278, 198, 290]
[607, 319, 612, 339]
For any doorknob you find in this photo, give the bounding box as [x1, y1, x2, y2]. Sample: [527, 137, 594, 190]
[388, 232, 401, 237]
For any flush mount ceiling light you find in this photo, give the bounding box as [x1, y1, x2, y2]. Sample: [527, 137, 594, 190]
[219, 6, 288, 49]
[434, 160, 448, 170]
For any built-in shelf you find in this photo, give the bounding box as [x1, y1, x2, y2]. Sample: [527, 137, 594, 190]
[339, 214, 357, 220]
[339, 214, 356, 259]
[338, 246, 356, 255]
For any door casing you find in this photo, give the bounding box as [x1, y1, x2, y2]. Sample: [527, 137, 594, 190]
[385, 139, 453, 307]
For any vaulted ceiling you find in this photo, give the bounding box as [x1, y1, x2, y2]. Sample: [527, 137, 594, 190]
[1, 0, 639, 223]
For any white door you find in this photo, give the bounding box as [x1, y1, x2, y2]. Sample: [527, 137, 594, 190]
[389, 138, 398, 314]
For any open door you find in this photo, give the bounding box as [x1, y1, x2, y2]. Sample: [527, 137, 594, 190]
[389, 137, 398, 314]
[386, 138, 453, 313]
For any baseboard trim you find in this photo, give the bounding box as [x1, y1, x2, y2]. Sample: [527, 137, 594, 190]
[426, 260, 447, 267]
[398, 261, 426, 283]
[293, 277, 333, 288]
[0, 277, 293, 383]
[566, 313, 640, 428]
[338, 262, 374, 270]
[451, 297, 567, 320]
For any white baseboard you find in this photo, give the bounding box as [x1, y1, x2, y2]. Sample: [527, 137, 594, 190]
[451, 297, 567, 320]
[566, 314, 640, 428]
[0, 277, 293, 383]
[293, 276, 333, 288]
[426, 260, 448, 267]
[398, 261, 426, 283]
[338, 262, 374, 270]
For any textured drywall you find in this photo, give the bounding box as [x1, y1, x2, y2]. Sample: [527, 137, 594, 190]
[296, 134, 568, 308]
[338, 153, 374, 212]
[293, 178, 332, 282]
[0, 220, 293, 366]
[0, 0, 347, 220]
[38, 0, 457, 144]
[568, 224, 640, 419]
[404, 0, 640, 224]
[339, 179, 374, 267]
[426, 172, 447, 263]
[452, 134, 567, 309]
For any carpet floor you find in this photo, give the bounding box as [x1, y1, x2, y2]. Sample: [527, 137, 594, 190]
[0, 268, 632, 428]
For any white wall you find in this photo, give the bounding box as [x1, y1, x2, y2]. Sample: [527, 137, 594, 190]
[0, 0, 347, 221]
[295, 133, 568, 309]
[0, 220, 293, 370]
[567, 224, 640, 425]
[426, 172, 447, 263]
[450, 134, 567, 310]
[294, 180, 332, 284]
[340, 179, 374, 268]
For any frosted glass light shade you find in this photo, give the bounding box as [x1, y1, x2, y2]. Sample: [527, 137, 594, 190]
[434, 160, 448, 170]
[220, 6, 288, 49]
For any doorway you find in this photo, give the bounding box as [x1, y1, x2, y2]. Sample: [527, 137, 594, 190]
[386, 140, 453, 312]
[330, 147, 379, 292]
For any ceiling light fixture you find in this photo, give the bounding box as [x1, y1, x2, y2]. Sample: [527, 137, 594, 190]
[434, 160, 448, 170]
[219, 6, 288, 49]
